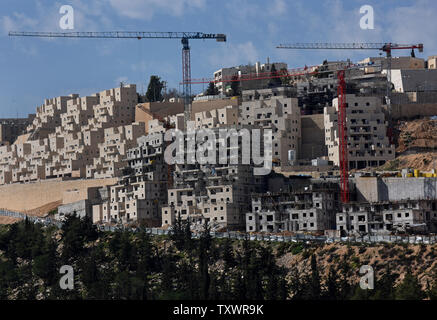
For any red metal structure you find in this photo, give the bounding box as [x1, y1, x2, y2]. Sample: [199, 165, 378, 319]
[277, 42, 424, 203]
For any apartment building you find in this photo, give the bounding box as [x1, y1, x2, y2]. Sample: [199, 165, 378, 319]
[161, 126, 267, 229]
[193, 105, 239, 129]
[87, 123, 145, 179]
[246, 181, 339, 233]
[428, 56, 437, 69]
[0, 85, 145, 185]
[324, 94, 395, 169]
[27, 95, 74, 139]
[97, 133, 168, 226]
[336, 200, 437, 235]
[135, 100, 184, 134]
[239, 87, 301, 165]
[213, 60, 287, 94]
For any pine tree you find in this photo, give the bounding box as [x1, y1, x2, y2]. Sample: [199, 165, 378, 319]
[198, 220, 211, 299]
[230, 75, 240, 96]
[205, 82, 219, 96]
[268, 64, 282, 87]
[337, 257, 353, 299]
[427, 269, 437, 300]
[371, 264, 397, 300]
[309, 254, 322, 299]
[395, 270, 425, 300]
[146, 75, 164, 102]
[324, 265, 339, 300]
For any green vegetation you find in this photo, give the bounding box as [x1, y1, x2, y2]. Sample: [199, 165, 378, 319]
[205, 82, 219, 96]
[146, 75, 164, 102]
[0, 216, 436, 300]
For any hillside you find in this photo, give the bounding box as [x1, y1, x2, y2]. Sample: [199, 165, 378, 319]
[396, 119, 437, 154]
[1, 216, 436, 300]
[381, 152, 437, 171]
[380, 118, 437, 171]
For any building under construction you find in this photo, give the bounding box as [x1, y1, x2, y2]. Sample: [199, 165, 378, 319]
[245, 180, 340, 233]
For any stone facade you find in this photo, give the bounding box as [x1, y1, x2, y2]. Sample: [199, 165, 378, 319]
[239, 87, 301, 165]
[0, 85, 145, 185]
[324, 94, 395, 169]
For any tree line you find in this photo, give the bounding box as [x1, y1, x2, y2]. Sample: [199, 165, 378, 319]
[0, 215, 436, 300]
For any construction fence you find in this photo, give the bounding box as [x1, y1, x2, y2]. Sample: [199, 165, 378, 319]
[1, 209, 436, 245]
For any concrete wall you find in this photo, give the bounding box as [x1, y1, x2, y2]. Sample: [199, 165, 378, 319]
[388, 103, 437, 120]
[356, 177, 437, 202]
[0, 178, 117, 212]
[136, 102, 184, 133]
[191, 98, 240, 120]
[57, 200, 89, 219]
[300, 114, 327, 160]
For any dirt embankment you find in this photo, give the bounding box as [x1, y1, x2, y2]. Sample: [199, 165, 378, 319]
[381, 152, 437, 171]
[380, 118, 437, 171]
[396, 119, 437, 154]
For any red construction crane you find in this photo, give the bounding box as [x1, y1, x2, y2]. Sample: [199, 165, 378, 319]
[277, 42, 423, 108]
[277, 42, 424, 203]
[8, 31, 226, 126]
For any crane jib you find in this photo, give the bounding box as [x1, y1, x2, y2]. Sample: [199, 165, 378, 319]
[8, 31, 226, 41]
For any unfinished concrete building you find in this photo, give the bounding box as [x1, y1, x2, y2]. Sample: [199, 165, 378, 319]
[245, 181, 339, 233]
[239, 87, 301, 165]
[324, 94, 395, 169]
[161, 126, 267, 230]
[336, 199, 437, 235]
[97, 133, 168, 226]
[213, 60, 287, 94]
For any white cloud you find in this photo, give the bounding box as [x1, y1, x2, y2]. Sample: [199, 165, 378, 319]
[0, 12, 39, 35]
[108, 0, 206, 20]
[209, 41, 259, 69]
[116, 76, 129, 86]
[268, 0, 287, 16]
[384, 0, 437, 56]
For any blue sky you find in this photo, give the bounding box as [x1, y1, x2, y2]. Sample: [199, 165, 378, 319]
[1, 0, 436, 118]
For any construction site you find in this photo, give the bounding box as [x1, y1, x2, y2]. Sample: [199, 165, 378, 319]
[1, 30, 437, 238]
